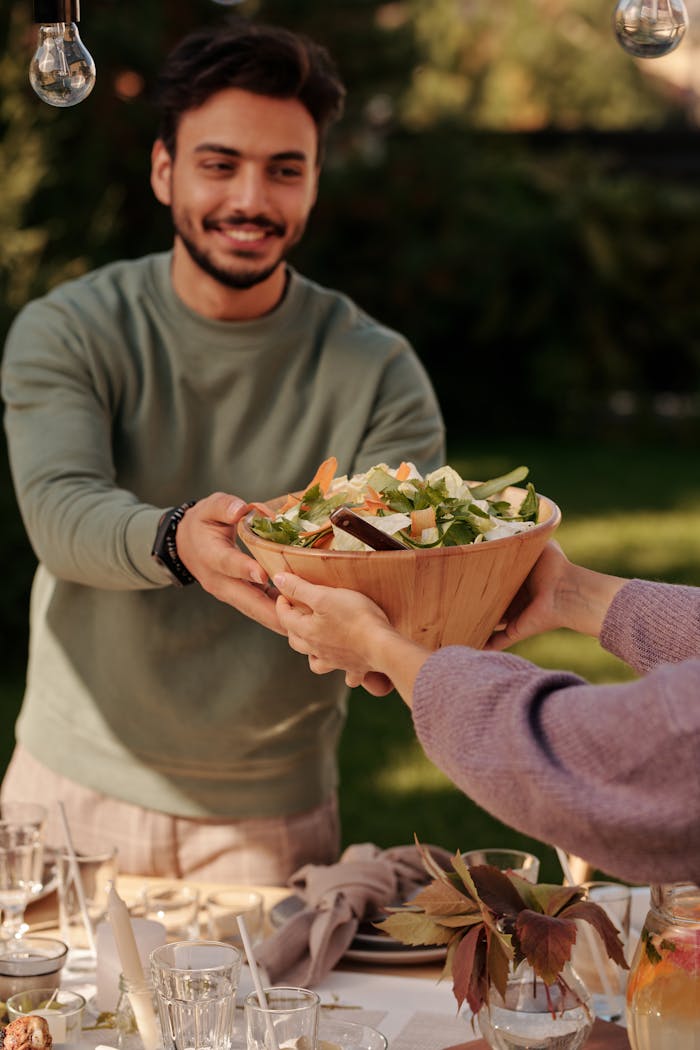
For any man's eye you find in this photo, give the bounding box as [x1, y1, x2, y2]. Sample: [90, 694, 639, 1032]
[202, 160, 236, 173]
[271, 166, 303, 179]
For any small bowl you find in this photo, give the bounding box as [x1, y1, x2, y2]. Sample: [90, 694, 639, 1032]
[7, 987, 85, 1044]
[238, 484, 561, 650]
[318, 1017, 388, 1049]
[0, 937, 68, 1002]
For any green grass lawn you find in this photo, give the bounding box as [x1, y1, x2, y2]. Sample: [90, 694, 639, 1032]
[337, 435, 700, 883]
[1, 435, 698, 885]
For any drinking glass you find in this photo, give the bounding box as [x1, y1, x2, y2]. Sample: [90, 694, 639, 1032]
[143, 883, 200, 942]
[57, 843, 118, 967]
[571, 881, 631, 1023]
[7, 987, 86, 1045]
[0, 802, 47, 940]
[244, 987, 319, 1050]
[205, 890, 264, 951]
[462, 847, 540, 883]
[151, 940, 241, 1050]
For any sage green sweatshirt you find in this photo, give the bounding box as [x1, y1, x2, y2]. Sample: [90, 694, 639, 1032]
[1, 252, 445, 818]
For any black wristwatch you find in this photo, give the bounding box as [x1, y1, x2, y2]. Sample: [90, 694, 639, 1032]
[151, 500, 198, 587]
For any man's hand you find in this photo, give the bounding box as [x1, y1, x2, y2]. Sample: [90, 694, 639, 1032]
[175, 493, 283, 633]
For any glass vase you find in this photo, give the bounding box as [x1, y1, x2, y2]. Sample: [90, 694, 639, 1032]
[477, 960, 594, 1050]
[626, 883, 700, 1050]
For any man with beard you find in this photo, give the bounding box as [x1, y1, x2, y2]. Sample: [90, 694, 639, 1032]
[1, 20, 444, 881]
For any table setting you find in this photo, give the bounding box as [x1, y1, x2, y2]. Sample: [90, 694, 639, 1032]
[0, 813, 659, 1050]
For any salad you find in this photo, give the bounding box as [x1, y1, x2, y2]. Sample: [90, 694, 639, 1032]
[248, 457, 540, 551]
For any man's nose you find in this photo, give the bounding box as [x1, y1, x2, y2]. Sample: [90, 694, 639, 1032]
[230, 165, 268, 212]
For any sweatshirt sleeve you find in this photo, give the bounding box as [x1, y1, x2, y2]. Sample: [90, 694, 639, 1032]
[2, 298, 168, 590]
[600, 578, 700, 672]
[411, 644, 700, 885]
[350, 332, 446, 476]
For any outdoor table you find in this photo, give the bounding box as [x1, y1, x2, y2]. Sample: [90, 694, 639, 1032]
[23, 874, 632, 1050]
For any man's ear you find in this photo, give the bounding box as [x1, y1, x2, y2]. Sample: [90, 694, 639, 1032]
[150, 139, 173, 206]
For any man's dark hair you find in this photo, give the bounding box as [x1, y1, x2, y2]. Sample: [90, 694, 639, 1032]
[154, 19, 346, 162]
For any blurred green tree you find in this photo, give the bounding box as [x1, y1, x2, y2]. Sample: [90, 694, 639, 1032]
[3, 0, 700, 672]
[0, 0, 687, 332]
[401, 0, 675, 130]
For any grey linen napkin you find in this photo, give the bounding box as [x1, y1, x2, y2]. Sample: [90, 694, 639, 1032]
[255, 841, 453, 986]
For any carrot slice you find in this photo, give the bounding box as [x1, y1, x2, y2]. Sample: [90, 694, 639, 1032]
[278, 493, 302, 513]
[306, 456, 338, 496]
[247, 501, 275, 518]
[309, 531, 334, 549]
[357, 496, 391, 513]
[395, 462, 412, 481]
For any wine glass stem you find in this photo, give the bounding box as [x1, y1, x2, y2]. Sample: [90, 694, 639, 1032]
[1, 907, 27, 940]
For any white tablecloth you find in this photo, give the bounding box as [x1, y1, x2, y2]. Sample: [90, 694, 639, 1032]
[57, 885, 652, 1050]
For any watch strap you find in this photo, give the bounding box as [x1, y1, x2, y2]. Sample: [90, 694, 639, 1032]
[151, 500, 198, 587]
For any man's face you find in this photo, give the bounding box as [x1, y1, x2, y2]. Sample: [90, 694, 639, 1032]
[151, 88, 320, 291]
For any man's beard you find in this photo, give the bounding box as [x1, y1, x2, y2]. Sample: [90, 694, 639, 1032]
[175, 227, 283, 290]
[172, 210, 306, 291]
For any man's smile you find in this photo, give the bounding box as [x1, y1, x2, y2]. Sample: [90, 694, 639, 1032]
[221, 228, 268, 243]
[205, 216, 286, 246]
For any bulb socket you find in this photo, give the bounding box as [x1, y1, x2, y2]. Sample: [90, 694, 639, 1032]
[33, 0, 80, 22]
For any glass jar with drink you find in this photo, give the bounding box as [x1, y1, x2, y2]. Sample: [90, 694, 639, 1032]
[626, 882, 700, 1050]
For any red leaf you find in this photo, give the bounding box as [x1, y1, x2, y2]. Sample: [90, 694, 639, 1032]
[561, 901, 630, 969]
[469, 865, 528, 918]
[515, 909, 578, 984]
[452, 924, 489, 1014]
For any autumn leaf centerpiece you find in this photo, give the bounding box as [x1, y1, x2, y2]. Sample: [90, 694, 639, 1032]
[376, 842, 628, 1023]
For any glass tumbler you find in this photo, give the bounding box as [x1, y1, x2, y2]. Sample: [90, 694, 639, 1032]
[244, 987, 319, 1050]
[461, 847, 540, 882]
[151, 940, 242, 1050]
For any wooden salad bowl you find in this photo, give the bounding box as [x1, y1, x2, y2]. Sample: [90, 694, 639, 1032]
[237, 485, 561, 651]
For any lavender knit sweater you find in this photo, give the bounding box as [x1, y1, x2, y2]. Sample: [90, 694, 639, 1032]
[412, 579, 700, 884]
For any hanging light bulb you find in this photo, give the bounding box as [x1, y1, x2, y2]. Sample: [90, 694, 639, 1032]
[30, 0, 96, 107]
[613, 0, 689, 58]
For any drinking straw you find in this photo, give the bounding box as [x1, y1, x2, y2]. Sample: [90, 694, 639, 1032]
[555, 847, 617, 1013]
[236, 914, 280, 1050]
[57, 800, 97, 956]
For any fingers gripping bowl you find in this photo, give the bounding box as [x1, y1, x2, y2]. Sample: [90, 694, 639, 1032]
[236, 462, 561, 651]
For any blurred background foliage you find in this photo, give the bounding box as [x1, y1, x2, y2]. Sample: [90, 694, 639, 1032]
[2, 0, 700, 869]
[3, 0, 700, 435]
